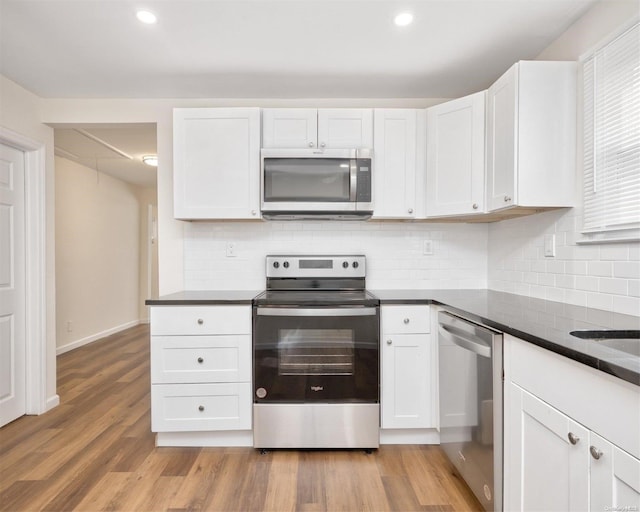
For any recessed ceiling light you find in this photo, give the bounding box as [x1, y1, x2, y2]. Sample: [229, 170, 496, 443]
[394, 12, 414, 27]
[136, 10, 157, 24]
[142, 155, 158, 167]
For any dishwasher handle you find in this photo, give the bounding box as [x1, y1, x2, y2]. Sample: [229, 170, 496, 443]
[438, 323, 492, 359]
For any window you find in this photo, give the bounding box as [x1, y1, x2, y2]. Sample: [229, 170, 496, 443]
[581, 22, 640, 243]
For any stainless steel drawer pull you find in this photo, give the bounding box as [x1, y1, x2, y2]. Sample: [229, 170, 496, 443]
[567, 432, 580, 445]
[404, 318, 410, 324]
[386, 339, 392, 345]
[197, 357, 204, 364]
[197, 318, 204, 325]
[198, 405, 205, 412]
[590, 446, 603, 460]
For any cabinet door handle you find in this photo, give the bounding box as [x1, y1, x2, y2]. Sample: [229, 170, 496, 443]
[504, 195, 511, 202]
[386, 339, 393, 345]
[197, 318, 204, 325]
[403, 318, 410, 324]
[567, 432, 580, 445]
[197, 357, 204, 364]
[320, 142, 326, 148]
[590, 446, 603, 460]
[408, 208, 413, 214]
[308, 141, 314, 147]
[251, 210, 257, 216]
[472, 203, 479, 210]
[198, 405, 205, 412]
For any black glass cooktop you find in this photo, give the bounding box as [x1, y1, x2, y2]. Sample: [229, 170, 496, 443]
[253, 289, 379, 307]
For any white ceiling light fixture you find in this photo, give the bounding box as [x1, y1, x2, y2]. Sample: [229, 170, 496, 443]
[142, 155, 158, 167]
[136, 10, 157, 24]
[394, 12, 414, 27]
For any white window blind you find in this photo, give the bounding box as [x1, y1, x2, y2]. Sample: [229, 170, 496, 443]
[582, 22, 640, 242]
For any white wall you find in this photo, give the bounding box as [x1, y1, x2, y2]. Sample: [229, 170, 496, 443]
[488, 0, 640, 315]
[184, 221, 488, 290]
[137, 187, 158, 321]
[0, 75, 58, 410]
[55, 157, 141, 353]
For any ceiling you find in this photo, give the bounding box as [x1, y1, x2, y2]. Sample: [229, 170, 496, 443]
[0, 0, 598, 99]
[53, 124, 157, 187]
[2, 0, 600, 188]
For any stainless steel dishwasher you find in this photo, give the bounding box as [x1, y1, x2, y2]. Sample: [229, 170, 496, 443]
[438, 310, 503, 512]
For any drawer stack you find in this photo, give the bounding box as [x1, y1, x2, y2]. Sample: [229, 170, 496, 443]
[150, 306, 252, 433]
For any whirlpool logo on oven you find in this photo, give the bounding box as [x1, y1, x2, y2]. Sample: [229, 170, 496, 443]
[310, 386, 324, 392]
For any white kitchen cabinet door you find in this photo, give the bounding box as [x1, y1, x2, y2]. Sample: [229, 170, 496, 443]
[372, 109, 421, 219]
[486, 61, 577, 212]
[317, 109, 373, 149]
[381, 333, 432, 429]
[508, 384, 589, 512]
[173, 108, 261, 219]
[590, 432, 640, 512]
[426, 92, 486, 217]
[262, 108, 318, 148]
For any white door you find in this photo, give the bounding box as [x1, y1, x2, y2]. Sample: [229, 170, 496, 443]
[508, 385, 589, 512]
[173, 108, 261, 219]
[0, 143, 26, 427]
[317, 109, 373, 149]
[426, 91, 486, 217]
[487, 64, 518, 211]
[372, 109, 418, 219]
[590, 432, 640, 512]
[262, 108, 318, 148]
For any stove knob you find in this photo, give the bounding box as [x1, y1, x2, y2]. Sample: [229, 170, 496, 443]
[352, 261, 359, 269]
[342, 261, 349, 269]
[273, 261, 279, 269]
[283, 261, 289, 269]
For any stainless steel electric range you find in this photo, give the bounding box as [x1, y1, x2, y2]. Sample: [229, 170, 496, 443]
[252, 255, 380, 449]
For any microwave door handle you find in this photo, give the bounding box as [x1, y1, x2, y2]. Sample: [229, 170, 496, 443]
[349, 159, 357, 201]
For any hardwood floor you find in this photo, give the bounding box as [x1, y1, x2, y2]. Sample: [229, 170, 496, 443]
[0, 324, 482, 512]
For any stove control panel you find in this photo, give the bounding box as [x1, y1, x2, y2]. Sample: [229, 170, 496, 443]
[266, 255, 366, 278]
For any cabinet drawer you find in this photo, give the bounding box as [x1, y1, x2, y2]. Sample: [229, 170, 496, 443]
[150, 306, 251, 335]
[151, 335, 251, 384]
[151, 383, 252, 432]
[381, 305, 430, 334]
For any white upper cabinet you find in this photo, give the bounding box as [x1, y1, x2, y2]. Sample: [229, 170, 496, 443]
[261, 108, 318, 148]
[486, 61, 577, 211]
[426, 91, 486, 217]
[373, 109, 426, 219]
[173, 108, 261, 220]
[262, 108, 373, 149]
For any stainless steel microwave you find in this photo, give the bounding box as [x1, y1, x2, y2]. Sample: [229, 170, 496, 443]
[260, 148, 373, 220]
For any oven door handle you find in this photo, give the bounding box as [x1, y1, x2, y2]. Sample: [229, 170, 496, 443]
[256, 307, 377, 317]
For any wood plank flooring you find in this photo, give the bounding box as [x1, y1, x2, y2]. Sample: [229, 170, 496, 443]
[0, 324, 482, 512]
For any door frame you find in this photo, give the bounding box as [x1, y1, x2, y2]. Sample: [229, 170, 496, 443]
[0, 126, 48, 415]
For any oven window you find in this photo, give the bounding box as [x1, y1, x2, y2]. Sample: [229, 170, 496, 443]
[278, 329, 354, 376]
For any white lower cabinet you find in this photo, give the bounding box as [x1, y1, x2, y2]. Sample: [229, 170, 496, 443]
[506, 335, 640, 511]
[149, 305, 253, 446]
[380, 305, 437, 443]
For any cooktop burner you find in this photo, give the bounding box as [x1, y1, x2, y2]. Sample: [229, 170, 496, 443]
[255, 255, 379, 307]
[253, 289, 379, 307]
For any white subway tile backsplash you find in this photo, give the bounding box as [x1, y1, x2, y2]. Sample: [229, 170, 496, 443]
[488, 207, 639, 315]
[184, 221, 488, 290]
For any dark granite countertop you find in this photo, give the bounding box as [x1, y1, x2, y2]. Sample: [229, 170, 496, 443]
[145, 290, 261, 305]
[371, 289, 640, 386]
[145, 288, 639, 386]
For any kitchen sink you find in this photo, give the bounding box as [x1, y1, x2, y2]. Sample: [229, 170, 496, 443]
[570, 330, 640, 357]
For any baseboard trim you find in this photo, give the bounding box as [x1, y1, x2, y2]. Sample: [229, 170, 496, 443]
[45, 394, 60, 412]
[56, 320, 141, 355]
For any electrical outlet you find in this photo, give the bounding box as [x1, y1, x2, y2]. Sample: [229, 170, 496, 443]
[226, 242, 237, 257]
[423, 240, 433, 255]
[66, 321, 73, 333]
[544, 234, 556, 257]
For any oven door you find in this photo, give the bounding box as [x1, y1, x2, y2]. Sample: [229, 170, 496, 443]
[253, 306, 379, 403]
